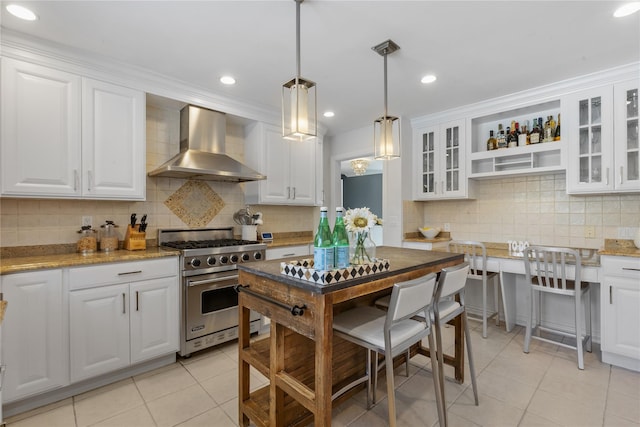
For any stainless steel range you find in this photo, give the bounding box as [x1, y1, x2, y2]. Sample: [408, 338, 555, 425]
[158, 227, 266, 357]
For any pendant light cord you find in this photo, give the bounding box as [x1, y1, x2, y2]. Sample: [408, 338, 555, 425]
[296, 0, 302, 80]
[383, 50, 388, 118]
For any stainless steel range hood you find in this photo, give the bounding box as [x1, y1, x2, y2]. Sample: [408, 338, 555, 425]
[148, 105, 266, 182]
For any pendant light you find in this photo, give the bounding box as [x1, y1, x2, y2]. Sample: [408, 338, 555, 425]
[350, 159, 369, 176]
[372, 39, 401, 160]
[282, 0, 316, 141]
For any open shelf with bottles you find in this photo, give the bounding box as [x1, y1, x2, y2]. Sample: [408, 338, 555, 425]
[469, 99, 564, 178]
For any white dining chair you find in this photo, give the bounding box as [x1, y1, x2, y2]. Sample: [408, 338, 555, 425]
[523, 246, 592, 369]
[447, 240, 501, 338]
[332, 273, 445, 427]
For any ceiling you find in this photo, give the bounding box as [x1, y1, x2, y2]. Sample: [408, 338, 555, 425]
[2, 1, 639, 137]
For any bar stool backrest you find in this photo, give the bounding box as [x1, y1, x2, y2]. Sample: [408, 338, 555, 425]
[447, 241, 489, 279]
[385, 272, 437, 330]
[434, 262, 471, 302]
[524, 246, 581, 294]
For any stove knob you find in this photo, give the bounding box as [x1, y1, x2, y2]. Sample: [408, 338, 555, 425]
[254, 252, 263, 260]
[206, 256, 216, 266]
[241, 253, 250, 262]
[230, 254, 239, 263]
[190, 258, 201, 268]
[220, 256, 229, 264]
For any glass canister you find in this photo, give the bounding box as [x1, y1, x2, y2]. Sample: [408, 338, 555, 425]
[100, 220, 120, 251]
[77, 225, 98, 254]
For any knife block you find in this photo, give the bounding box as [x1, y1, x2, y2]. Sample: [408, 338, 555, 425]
[124, 225, 146, 251]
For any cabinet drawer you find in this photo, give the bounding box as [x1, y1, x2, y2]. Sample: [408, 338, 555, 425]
[602, 256, 640, 278]
[68, 258, 178, 290]
[266, 245, 310, 261]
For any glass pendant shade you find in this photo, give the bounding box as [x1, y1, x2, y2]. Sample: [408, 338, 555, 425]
[350, 159, 369, 175]
[282, 76, 317, 141]
[374, 115, 400, 159]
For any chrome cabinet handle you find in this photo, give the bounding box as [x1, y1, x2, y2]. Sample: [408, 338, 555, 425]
[287, 186, 291, 199]
[136, 291, 139, 311]
[622, 268, 640, 272]
[605, 167, 609, 186]
[609, 286, 612, 304]
[122, 293, 126, 314]
[88, 170, 93, 191]
[74, 170, 79, 191]
[292, 187, 296, 199]
[118, 270, 142, 276]
[620, 166, 623, 185]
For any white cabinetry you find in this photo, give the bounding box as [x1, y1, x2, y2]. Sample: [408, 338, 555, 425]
[601, 255, 640, 371]
[68, 258, 178, 382]
[1, 58, 146, 200]
[468, 99, 564, 178]
[245, 122, 319, 205]
[265, 245, 310, 261]
[565, 80, 640, 194]
[0, 270, 68, 402]
[413, 119, 469, 200]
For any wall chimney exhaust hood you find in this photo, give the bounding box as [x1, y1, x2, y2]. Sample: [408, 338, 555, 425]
[148, 105, 266, 182]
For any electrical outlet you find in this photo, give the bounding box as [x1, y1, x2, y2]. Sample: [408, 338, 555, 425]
[82, 216, 93, 228]
[584, 225, 595, 238]
[443, 223, 451, 232]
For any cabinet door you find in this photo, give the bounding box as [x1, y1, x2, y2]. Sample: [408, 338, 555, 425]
[602, 275, 640, 359]
[69, 284, 129, 382]
[440, 120, 466, 198]
[288, 139, 316, 205]
[1, 58, 81, 197]
[416, 126, 438, 199]
[613, 80, 640, 191]
[1, 270, 68, 402]
[82, 78, 146, 199]
[565, 86, 614, 193]
[261, 126, 291, 203]
[130, 277, 179, 364]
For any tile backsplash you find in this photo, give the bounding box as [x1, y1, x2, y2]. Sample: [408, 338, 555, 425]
[405, 173, 640, 249]
[0, 105, 315, 248]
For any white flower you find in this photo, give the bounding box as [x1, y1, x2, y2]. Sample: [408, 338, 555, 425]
[344, 207, 377, 233]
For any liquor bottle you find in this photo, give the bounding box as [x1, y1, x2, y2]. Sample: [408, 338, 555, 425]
[554, 113, 561, 141]
[529, 118, 541, 144]
[516, 122, 526, 146]
[543, 116, 554, 142]
[332, 207, 350, 268]
[486, 130, 497, 151]
[506, 126, 517, 148]
[496, 125, 507, 149]
[313, 207, 334, 271]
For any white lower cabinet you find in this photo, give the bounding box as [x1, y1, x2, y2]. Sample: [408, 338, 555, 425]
[601, 255, 640, 371]
[0, 270, 68, 402]
[265, 245, 310, 261]
[69, 259, 179, 382]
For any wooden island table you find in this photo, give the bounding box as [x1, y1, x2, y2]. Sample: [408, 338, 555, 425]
[237, 246, 465, 427]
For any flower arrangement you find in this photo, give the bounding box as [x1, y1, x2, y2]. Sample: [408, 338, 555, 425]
[344, 207, 378, 264]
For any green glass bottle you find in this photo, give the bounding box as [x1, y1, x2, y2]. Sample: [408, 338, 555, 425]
[332, 207, 350, 268]
[313, 207, 334, 271]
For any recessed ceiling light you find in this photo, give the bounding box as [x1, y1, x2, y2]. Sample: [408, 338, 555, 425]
[614, 2, 640, 17]
[421, 74, 437, 84]
[6, 4, 38, 21]
[220, 76, 236, 85]
[323, 111, 335, 118]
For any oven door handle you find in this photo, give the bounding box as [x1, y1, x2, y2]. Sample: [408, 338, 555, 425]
[187, 275, 239, 287]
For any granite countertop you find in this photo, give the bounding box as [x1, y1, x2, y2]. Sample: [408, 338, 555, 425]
[260, 231, 313, 249]
[599, 239, 640, 258]
[238, 246, 464, 294]
[0, 246, 180, 275]
[403, 231, 452, 244]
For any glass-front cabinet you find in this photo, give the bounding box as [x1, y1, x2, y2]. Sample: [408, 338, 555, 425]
[614, 80, 639, 191]
[413, 119, 468, 200]
[565, 79, 639, 194]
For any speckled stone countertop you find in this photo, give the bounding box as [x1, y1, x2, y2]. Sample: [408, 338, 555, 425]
[403, 231, 452, 244]
[599, 239, 640, 258]
[0, 246, 180, 275]
[259, 231, 313, 249]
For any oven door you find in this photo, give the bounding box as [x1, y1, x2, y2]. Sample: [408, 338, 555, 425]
[185, 270, 259, 341]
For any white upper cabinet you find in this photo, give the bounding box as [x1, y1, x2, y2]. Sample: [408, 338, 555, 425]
[1, 58, 146, 200]
[81, 78, 146, 199]
[245, 122, 319, 206]
[413, 119, 469, 200]
[1, 58, 82, 197]
[565, 79, 639, 194]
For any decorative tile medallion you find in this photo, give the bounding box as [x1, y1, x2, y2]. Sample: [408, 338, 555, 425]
[280, 258, 390, 285]
[164, 180, 225, 227]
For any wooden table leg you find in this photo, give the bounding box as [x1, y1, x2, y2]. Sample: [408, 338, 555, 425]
[270, 322, 286, 427]
[452, 311, 465, 383]
[314, 294, 333, 426]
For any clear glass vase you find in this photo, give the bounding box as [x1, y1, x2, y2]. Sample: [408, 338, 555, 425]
[349, 231, 376, 265]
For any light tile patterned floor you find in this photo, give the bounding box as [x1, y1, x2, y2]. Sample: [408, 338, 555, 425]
[5, 322, 640, 427]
